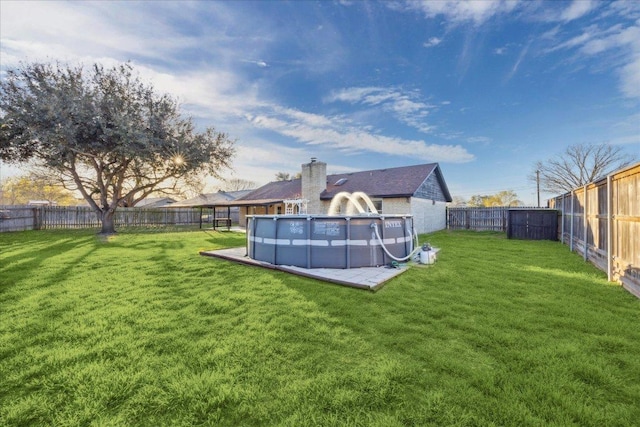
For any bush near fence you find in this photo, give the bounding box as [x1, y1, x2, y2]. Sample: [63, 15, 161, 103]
[0, 206, 212, 232]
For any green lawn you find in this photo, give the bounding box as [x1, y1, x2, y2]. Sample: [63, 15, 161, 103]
[1, 229, 639, 426]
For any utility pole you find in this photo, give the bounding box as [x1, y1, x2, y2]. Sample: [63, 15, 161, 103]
[536, 169, 540, 208]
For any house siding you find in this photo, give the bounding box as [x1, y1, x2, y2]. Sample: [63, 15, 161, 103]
[410, 198, 447, 234]
[381, 197, 412, 215]
[318, 197, 445, 234]
[413, 172, 447, 202]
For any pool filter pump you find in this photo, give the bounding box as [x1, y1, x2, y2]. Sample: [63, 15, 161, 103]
[419, 243, 436, 265]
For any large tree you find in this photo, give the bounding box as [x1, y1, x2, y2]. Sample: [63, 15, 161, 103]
[0, 62, 234, 233]
[467, 191, 522, 207]
[224, 178, 257, 191]
[274, 171, 301, 181]
[532, 142, 635, 195]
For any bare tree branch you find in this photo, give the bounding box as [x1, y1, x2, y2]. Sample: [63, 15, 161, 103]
[531, 142, 636, 195]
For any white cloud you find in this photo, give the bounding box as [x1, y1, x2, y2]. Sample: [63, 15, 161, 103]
[544, 18, 640, 99]
[327, 87, 438, 134]
[619, 55, 640, 98]
[247, 107, 474, 163]
[560, 0, 598, 22]
[222, 142, 312, 185]
[548, 31, 593, 52]
[506, 42, 530, 80]
[403, 0, 519, 25]
[243, 59, 268, 68]
[580, 25, 640, 55]
[466, 136, 492, 144]
[0, 2, 200, 66]
[423, 37, 443, 48]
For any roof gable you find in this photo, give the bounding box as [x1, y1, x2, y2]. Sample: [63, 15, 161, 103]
[412, 165, 453, 202]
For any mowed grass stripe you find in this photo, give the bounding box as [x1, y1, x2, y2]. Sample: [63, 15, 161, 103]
[1, 229, 639, 426]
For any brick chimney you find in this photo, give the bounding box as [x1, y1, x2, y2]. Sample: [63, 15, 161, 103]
[301, 157, 326, 214]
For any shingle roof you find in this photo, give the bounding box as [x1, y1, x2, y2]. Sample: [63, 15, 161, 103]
[135, 197, 177, 207]
[237, 179, 302, 201]
[169, 190, 254, 207]
[321, 163, 441, 199]
[232, 162, 452, 204]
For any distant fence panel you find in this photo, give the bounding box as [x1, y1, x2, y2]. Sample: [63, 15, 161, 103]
[0, 206, 205, 232]
[549, 162, 640, 299]
[0, 206, 40, 232]
[447, 207, 510, 231]
[41, 206, 99, 229]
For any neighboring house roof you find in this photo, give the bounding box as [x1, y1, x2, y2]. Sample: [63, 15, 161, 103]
[135, 197, 176, 208]
[169, 190, 254, 208]
[235, 163, 452, 204]
[237, 179, 302, 202]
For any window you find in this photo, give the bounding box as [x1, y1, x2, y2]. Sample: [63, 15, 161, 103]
[334, 178, 348, 186]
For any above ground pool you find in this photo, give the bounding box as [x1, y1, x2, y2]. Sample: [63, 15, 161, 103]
[246, 215, 415, 269]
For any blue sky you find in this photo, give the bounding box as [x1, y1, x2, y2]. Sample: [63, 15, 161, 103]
[1, 0, 638, 204]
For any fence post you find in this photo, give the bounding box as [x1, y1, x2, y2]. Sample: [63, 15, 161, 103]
[569, 190, 574, 252]
[561, 194, 565, 244]
[583, 185, 588, 261]
[607, 174, 612, 282]
[502, 207, 507, 232]
[32, 207, 42, 230]
[445, 206, 449, 229]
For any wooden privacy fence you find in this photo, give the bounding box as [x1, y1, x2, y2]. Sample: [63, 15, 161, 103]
[0, 206, 207, 232]
[447, 206, 511, 231]
[549, 162, 640, 299]
[447, 206, 558, 239]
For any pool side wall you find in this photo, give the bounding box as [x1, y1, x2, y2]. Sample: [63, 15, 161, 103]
[247, 215, 414, 269]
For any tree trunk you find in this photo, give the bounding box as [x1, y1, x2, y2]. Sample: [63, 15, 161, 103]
[99, 209, 117, 234]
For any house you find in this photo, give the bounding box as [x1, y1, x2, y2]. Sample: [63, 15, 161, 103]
[232, 158, 452, 234]
[169, 190, 254, 225]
